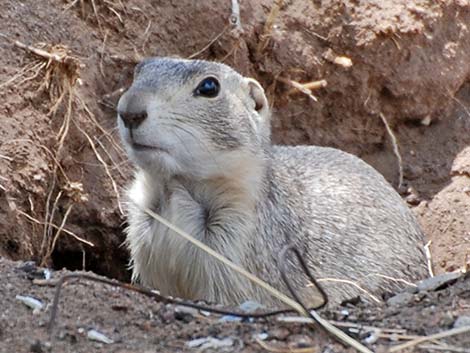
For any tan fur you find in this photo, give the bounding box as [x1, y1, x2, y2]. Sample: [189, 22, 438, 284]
[118, 57, 428, 307]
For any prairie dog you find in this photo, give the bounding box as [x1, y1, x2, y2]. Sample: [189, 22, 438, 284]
[117, 57, 427, 307]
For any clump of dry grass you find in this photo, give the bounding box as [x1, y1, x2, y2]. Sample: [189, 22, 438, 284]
[64, 0, 128, 34]
[1, 34, 124, 265]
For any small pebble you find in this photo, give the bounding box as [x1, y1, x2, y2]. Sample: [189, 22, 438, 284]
[363, 329, 380, 344]
[256, 332, 269, 341]
[16, 295, 44, 313]
[219, 315, 242, 322]
[453, 315, 470, 328]
[387, 292, 414, 306]
[186, 337, 234, 349]
[269, 327, 290, 340]
[87, 329, 114, 344]
[417, 272, 461, 292]
[239, 300, 264, 313]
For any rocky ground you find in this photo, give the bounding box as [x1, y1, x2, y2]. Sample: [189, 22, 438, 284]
[1, 257, 470, 353]
[0, 0, 469, 352]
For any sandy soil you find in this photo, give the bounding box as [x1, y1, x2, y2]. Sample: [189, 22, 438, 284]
[2, 257, 470, 353]
[0, 0, 469, 352]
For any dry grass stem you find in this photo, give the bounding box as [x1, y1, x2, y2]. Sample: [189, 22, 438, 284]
[0, 153, 13, 161]
[379, 112, 403, 189]
[364, 273, 417, 287]
[448, 92, 470, 119]
[0, 61, 41, 90]
[39, 179, 59, 260]
[257, 0, 283, 55]
[75, 122, 124, 215]
[94, 137, 125, 178]
[314, 278, 382, 304]
[278, 316, 408, 335]
[424, 240, 435, 277]
[417, 343, 470, 352]
[256, 338, 316, 353]
[17, 210, 94, 247]
[99, 31, 109, 78]
[188, 25, 230, 59]
[389, 325, 470, 352]
[277, 77, 318, 102]
[43, 204, 74, 263]
[139, 205, 373, 353]
[79, 97, 126, 155]
[286, 79, 327, 96]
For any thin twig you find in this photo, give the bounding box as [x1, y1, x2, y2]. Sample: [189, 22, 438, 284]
[424, 240, 434, 277]
[256, 338, 315, 353]
[389, 326, 470, 352]
[94, 137, 125, 178]
[47, 273, 295, 333]
[363, 273, 417, 288]
[17, 209, 94, 247]
[188, 25, 230, 59]
[43, 204, 74, 262]
[315, 278, 382, 304]
[287, 79, 327, 96]
[257, 0, 283, 55]
[379, 112, 403, 189]
[75, 122, 124, 215]
[418, 343, 470, 352]
[277, 77, 318, 102]
[278, 317, 407, 334]
[39, 176, 58, 262]
[0, 154, 13, 161]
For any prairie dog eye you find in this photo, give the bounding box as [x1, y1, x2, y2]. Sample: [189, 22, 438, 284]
[194, 77, 220, 98]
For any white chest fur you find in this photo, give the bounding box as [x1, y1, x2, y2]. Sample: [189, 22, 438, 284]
[124, 171, 260, 303]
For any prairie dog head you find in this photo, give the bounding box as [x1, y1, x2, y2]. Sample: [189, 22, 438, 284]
[117, 57, 270, 179]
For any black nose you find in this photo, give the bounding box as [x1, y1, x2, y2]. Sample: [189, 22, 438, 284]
[118, 110, 147, 129]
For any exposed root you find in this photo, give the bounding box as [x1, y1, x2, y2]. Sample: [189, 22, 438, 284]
[379, 112, 404, 189]
[17, 210, 94, 248]
[2, 35, 123, 265]
[188, 25, 230, 59]
[75, 121, 124, 215]
[389, 325, 470, 352]
[257, 0, 283, 56]
[424, 240, 435, 277]
[42, 204, 74, 265]
[277, 77, 324, 102]
[64, 1, 129, 36]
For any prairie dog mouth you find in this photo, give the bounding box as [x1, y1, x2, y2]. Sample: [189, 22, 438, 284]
[131, 142, 168, 153]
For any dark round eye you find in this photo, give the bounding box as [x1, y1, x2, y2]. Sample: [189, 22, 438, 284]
[195, 77, 220, 98]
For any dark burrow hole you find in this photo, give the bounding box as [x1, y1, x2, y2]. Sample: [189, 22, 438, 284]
[51, 247, 131, 282]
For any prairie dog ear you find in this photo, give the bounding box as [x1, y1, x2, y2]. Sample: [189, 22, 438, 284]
[246, 78, 269, 118]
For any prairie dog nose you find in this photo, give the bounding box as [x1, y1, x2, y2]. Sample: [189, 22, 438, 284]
[117, 91, 149, 129]
[119, 110, 147, 129]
